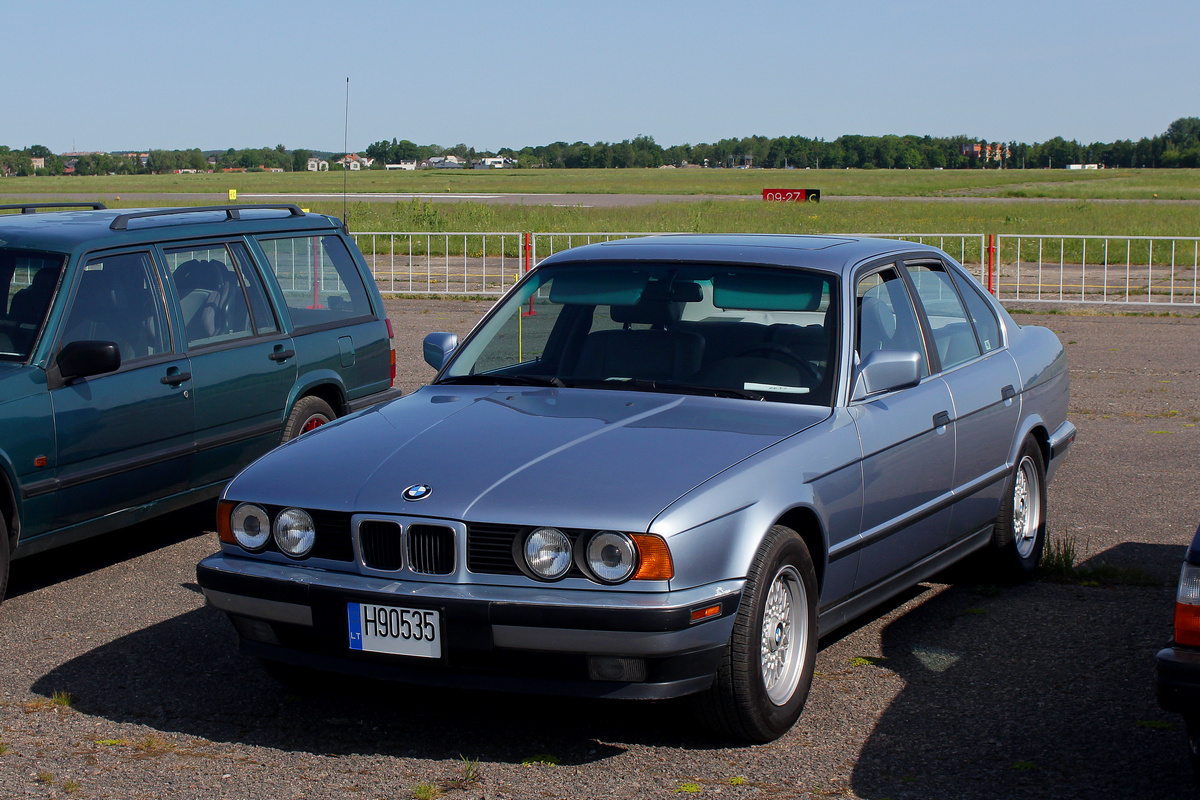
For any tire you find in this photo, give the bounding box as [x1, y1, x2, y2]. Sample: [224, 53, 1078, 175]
[282, 396, 336, 443]
[696, 525, 818, 742]
[0, 514, 9, 608]
[991, 436, 1048, 582]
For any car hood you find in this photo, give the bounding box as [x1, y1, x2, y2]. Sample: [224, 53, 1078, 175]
[228, 385, 830, 531]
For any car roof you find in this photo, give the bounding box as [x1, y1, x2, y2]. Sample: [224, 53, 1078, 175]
[535, 233, 947, 275]
[0, 205, 341, 256]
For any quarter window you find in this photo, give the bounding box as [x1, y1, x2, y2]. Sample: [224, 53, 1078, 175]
[254, 235, 372, 330]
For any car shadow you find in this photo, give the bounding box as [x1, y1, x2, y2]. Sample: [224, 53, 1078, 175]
[848, 542, 1194, 800]
[6, 500, 217, 600]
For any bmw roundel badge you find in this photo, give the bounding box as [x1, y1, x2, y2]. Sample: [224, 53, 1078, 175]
[402, 484, 432, 501]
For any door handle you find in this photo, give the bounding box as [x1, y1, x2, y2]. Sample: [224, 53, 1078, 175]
[932, 411, 951, 428]
[1001, 384, 1017, 401]
[161, 371, 192, 386]
[269, 349, 296, 362]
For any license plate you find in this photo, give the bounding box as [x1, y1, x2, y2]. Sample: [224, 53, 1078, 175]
[347, 602, 441, 658]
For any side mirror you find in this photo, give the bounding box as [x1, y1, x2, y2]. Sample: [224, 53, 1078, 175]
[57, 340, 121, 383]
[423, 332, 459, 371]
[852, 349, 922, 401]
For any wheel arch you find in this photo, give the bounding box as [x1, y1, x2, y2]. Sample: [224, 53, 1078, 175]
[287, 372, 349, 419]
[774, 506, 826, 594]
[0, 459, 19, 550]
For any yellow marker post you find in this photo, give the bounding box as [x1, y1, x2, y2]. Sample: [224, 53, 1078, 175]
[228, 189, 237, 201]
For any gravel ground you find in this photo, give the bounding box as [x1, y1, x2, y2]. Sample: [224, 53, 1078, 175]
[1, 301, 1197, 800]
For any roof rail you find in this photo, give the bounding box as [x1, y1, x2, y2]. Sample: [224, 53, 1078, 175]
[0, 202, 108, 214]
[109, 204, 306, 231]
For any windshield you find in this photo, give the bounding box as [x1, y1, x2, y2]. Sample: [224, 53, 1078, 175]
[440, 262, 839, 406]
[0, 249, 65, 361]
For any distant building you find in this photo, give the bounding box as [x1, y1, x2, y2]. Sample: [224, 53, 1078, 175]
[385, 161, 417, 170]
[1066, 163, 1102, 170]
[307, 157, 329, 171]
[334, 153, 374, 170]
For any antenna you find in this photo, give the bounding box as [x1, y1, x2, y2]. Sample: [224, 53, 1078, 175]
[343, 77, 349, 231]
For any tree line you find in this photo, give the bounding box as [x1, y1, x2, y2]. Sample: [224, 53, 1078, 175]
[3, 118, 1199, 176]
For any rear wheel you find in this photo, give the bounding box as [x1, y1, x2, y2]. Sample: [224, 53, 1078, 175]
[282, 396, 336, 443]
[992, 436, 1047, 582]
[696, 525, 817, 742]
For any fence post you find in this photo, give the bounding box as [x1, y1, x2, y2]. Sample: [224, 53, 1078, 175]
[986, 234, 997, 294]
[522, 232, 536, 316]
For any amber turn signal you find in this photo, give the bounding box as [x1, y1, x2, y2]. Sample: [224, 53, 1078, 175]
[217, 499, 237, 545]
[631, 534, 674, 580]
[691, 604, 722, 623]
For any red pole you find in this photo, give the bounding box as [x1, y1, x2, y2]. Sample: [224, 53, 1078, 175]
[522, 232, 536, 316]
[986, 234, 997, 294]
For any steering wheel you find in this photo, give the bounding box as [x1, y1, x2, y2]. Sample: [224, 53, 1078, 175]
[737, 344, 822, 385]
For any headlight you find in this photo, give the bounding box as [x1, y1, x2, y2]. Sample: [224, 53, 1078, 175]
[523, 527, 572, 580]
[273, 507, 316, 557]
[230, 503, 271, 551]
[586, 531, 637, 584]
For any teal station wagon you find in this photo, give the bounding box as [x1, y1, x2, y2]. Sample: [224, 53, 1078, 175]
[0, 203, 401, 603]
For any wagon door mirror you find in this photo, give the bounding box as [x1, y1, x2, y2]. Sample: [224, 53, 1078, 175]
[57, 340, 122, 384]
[423, 332, 458, 370]
[852, 349, 922, 401]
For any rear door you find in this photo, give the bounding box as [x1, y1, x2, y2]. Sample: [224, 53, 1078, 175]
[904, 259, 1021, 537]
[49, 249, 193, 529]
[160, 240, 297, 488]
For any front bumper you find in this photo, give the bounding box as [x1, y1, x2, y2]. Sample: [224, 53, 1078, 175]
[1156, 644, 1200, 715]
[196, 553, 743, 700]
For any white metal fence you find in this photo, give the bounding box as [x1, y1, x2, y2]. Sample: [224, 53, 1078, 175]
[352, 230, 1200, 307]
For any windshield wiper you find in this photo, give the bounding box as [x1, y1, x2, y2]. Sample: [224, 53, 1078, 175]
[435, 374, 565, 388]
[570, 378, 764, 401]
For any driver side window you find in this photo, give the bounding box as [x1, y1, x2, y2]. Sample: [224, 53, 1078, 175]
[855, 266, 929, 378]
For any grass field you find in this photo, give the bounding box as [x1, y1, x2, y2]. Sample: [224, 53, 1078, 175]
[2, 169, 1199, 238]
[3, 167, 1200, 200]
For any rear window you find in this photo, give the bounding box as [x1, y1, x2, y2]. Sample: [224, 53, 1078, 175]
[0, 249, 65, 360]
[254, 235, 373, 330]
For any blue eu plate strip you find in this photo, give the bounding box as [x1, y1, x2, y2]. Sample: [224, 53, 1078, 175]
[347, 602, 362, 650]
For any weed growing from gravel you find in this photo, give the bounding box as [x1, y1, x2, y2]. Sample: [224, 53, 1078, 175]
[63, 778, 81, 794]
[413, 781, 441, 800]
[848, 656, 888, 667]
[963, 607, 988, 615]
[520, 753, 560, 766]
[1011, 761, 1037, 771]
[1040, 533, 1159, 586]
[729, 776, 747, 785]
[1040, 533, 1079, 578]
[132, 734, 176, 756]
[458, 754, 481, 784]
[94, 739, 126, 747]
[36, 771, 53, 784]
[675, 781, 702, 793]
[0, 740, 7, 754]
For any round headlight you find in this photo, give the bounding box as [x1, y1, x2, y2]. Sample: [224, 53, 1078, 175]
[523, 527, 573, 580]
[273, 507, 316, 557]
[230, 503, 271, 551]
[586, 531, 637, 584]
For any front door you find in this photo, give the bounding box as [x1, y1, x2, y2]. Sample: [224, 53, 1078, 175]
[50, 250, 194, 529]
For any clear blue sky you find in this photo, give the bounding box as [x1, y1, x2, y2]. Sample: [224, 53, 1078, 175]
[6, 0, 1197, 154]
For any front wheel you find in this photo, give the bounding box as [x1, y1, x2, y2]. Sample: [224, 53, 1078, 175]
[992, 436, 1048, 582]
[695, 525, 818, 742]
[282, 396, 336, 443]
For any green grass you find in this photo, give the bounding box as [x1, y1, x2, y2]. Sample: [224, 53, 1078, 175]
[2, 166, 1199, 199]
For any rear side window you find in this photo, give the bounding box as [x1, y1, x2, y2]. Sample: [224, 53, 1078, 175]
[950, 268, 1003, 353]
[255, 235, 373, 330]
